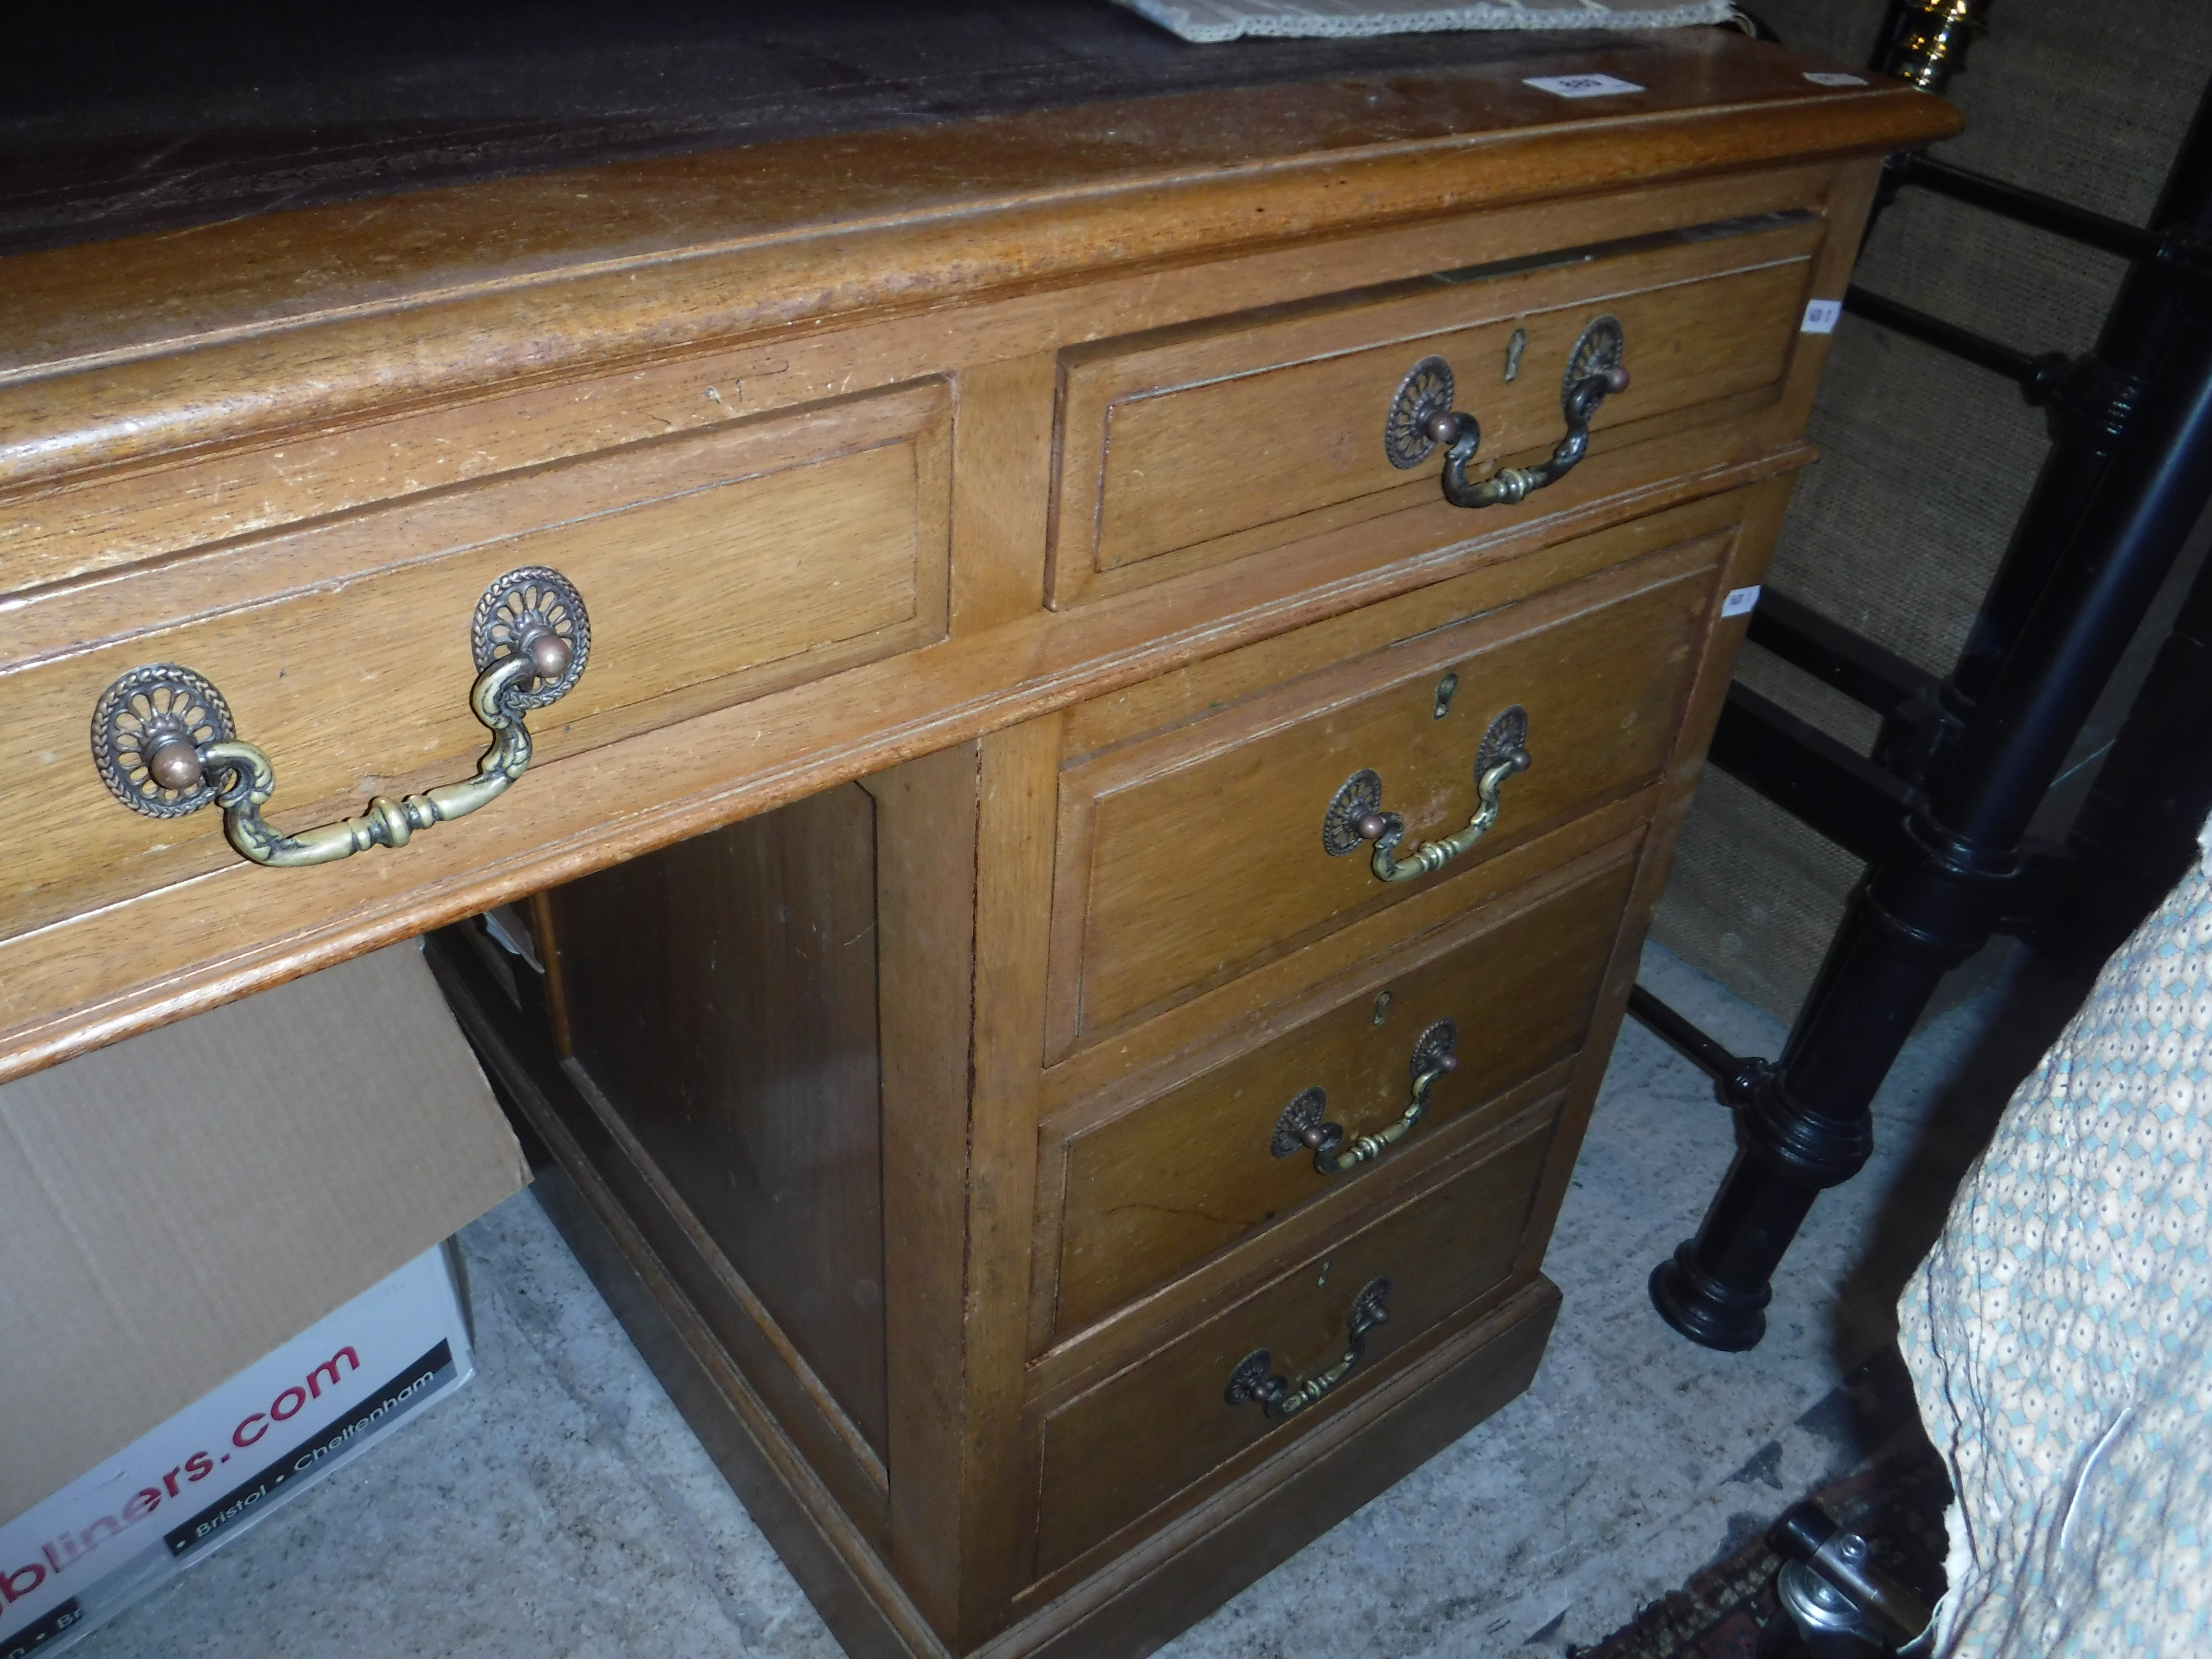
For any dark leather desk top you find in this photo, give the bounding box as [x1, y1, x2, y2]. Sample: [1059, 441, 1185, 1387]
[3, 0, 1641, 253]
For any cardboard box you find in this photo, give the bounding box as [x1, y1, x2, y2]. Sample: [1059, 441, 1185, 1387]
[0, 940, 529, 1529]
[0, 1243, 475, 1658]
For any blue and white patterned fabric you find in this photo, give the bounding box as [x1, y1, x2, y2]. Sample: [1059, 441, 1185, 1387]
[1901, 826, 2212, 1657]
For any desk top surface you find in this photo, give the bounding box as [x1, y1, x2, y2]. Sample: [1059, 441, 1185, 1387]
[6, 5, 1863, 256]
[0, 20, 1959, 1089]
[0, 21, 1953, 488]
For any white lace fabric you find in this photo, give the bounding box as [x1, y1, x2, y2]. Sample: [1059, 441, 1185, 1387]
[1114, 0, 1734, 43]
[1900, 828, 2212, 1655]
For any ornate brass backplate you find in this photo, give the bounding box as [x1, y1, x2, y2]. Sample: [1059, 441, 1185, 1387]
[1474, 704, 1530, 780]
[91, 663, 239, 820]
[1322, 767, 1385, 857]
[1409, 1017, 1458, 1088]
[472, 564, 590, 709]
[1383, 354, 1457, 469]
[1270, 1086, 1330, 1159]
[1563, 315, 1625, 418]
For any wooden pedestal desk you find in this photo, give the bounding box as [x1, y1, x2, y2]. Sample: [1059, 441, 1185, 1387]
[0, 28, 1954, 1659]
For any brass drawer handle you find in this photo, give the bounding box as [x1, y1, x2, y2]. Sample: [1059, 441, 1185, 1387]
[1271, 1018, 1459, 1177]
[1385, 316, 1629, 510]
[91, 566, 589, 867]
[1224, 1277, 1392, 1420]
[1323, 706, 1531, 884]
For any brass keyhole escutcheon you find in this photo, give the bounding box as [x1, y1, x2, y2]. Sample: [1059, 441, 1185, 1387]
[1503, 327, 1527, 382]
[1372, 989, 1394, 1025]
[1433, 672, 1459, 719]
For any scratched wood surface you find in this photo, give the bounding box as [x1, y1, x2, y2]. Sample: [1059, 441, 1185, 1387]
[0, 34, 1955, 1659]
[1050, 213, 1818, 603]
[1029, 1118, 1554, 1581]
[1044, 852, 1635, 1341]
[1047, 536, 1722, 1055]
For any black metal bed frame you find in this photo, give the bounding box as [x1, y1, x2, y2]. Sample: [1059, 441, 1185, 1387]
[1639, 8, 2212, 1349]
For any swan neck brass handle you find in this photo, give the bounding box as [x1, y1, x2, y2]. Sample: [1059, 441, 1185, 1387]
[206, 652, 542, 867]
[1224, 1278, 1392, 1420]
[92, 566, 589, 868]
[1440, 361, 1629, 510]
[1323, 704, 1532, 886]
[1383, 317, 1628, 512]
[1272, 1019, 1459, 1178]
[1361, 748, 1529, 883]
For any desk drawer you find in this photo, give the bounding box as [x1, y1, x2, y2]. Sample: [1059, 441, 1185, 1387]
[1031, 1116, 1553, 1579]
[4, 382, 950, 936]
[1045, 212, 1820, 607]
[1047, 537, 1717, 1057]
[1043, 851, 1633, 1341]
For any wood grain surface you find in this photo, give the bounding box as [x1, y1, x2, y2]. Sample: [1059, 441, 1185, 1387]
[7, 382, 950, 938]
[1048, 533, 1722, 1054]
[1046, 852, 1634, 1339]
[0, 159, 1835, 598]
[0, 39, 1955, 493]
[1050, 212, 1817, 603]
[1030, 1117, 1554, 1579]
[551, 784, 893, 1462]
[0, 36, 1949, 1658]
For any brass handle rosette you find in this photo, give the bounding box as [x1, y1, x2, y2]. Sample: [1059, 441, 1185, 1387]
[1224, 1277, 1392, 1420]
[1384, 316, 1630, 510]
[1270, 1019, 1459, 1177]
[91, 565, 589, 868]
[1324, 705, 1530, 885]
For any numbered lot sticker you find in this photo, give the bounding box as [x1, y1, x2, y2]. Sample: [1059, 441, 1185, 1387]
[1803, 71, 1869, 86]
[1721, 586, 1762, 618]
[1802, 299, 1843, 334]
[1524, 73, 1645, 98]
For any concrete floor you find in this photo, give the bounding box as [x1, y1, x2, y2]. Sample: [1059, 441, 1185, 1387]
[67, 942, 2082, 1659]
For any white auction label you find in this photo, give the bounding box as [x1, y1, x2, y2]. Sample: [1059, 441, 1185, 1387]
[1524, 73, 1644, 98]
[1803, 71, 1868, 87]
[1721, 585, 1762, 618]
[1802, 299, 1843, 334]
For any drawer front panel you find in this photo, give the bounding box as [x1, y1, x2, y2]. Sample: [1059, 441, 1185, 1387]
[1033, 1119, 1553, 1577]
[1052, 540, 1718, 1054]
[1046, 213, 1818, 606]
[1048, 852, 1634, 1339]
[4, 383, 950, 936]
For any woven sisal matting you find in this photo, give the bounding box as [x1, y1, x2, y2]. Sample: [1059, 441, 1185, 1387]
[1117, 0, 1732, 42]
[1650, 0, 2212, 1023]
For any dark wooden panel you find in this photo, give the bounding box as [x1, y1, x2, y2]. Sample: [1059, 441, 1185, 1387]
[2, 10, 1650, 254]
[549, 783, 890, 1458]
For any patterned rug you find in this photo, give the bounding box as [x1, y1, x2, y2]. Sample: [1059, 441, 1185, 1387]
[1569, 1444, 1952, 1659]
